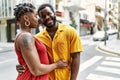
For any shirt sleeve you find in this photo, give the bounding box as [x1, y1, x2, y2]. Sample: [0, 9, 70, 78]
[69, 28, 83, 54]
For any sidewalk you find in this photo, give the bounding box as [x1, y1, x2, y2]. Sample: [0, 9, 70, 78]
[0, 42, 14, 53]
[81, 35, 120, 55]
[97, 38, 120, 55]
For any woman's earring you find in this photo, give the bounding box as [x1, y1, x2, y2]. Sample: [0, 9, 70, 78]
[25, 20, 30, 26]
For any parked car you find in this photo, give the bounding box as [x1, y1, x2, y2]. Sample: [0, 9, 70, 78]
[107, 29, 117, 35]
[93, 31, 109, 41]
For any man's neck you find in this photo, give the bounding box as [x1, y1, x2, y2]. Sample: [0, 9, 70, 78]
[46, 23, 58, 32]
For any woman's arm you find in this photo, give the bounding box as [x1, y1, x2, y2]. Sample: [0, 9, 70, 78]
[17, 33, 68, 76]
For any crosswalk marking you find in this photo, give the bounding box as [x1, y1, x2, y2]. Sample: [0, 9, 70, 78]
[105, 57, 120, 61]
[78, 56, 120, 80]
[84, 56, 120, 80]
[101, 61, 120, 67]
[86, 74, 120, 80]
[79, 56, 103, 72]
[95, 66, 120, 75]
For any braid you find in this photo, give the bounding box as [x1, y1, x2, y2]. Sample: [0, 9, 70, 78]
[14, 3, 36, 21]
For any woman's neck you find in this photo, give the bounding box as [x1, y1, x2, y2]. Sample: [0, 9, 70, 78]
[21, 26, 31, 33]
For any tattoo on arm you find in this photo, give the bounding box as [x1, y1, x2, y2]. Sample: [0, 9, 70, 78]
[22, 35, 33, 50]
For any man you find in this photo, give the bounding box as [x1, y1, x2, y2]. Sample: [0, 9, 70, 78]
[17, 3, 83, 80]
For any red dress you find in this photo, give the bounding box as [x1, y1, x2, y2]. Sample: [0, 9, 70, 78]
[14, 37, 49, 80]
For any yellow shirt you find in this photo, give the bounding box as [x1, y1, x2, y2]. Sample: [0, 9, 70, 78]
[35, 23, 83, 80]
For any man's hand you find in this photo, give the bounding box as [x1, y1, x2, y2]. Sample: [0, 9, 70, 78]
[16, 64, 25, 74]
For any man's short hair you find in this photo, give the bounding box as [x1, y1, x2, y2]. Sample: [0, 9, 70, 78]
[38, 4, 54, 17]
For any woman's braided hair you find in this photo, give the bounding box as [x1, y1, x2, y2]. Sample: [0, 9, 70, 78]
[14, 3, 36, 21]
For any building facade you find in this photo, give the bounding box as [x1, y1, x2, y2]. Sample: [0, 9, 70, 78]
[0, 0, 16, 42]
[58, 0, 85, 35]
[79, 0, 119, 34]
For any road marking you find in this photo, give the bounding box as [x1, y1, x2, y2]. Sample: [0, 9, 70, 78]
[96, 46, 118, 56]
[79, 56, 103, 72]
[86, 73, 120, 80]
[105, 57, 120, 61]
[101, 61, 120, 67]
[95, 66, 120, 75]
[0, 59, 16, 64]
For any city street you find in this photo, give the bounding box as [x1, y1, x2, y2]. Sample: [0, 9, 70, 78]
[0, 51, 18, 80]
[78, 34, 120, 80]
[0, 35, 119, 80]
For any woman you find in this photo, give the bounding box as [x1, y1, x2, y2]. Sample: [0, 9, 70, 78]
[14, 3, 68, 80]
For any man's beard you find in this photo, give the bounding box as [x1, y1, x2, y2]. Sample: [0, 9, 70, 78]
[44, 17, 56, 28]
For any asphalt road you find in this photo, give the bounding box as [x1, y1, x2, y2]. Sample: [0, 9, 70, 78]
[0, 51, 18, 80]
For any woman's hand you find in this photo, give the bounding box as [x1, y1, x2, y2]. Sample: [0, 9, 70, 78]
[55, 59, 68, 69]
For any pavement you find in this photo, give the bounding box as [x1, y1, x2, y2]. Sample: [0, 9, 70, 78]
[0, 42, 14, 53]
[97, 38, 120, 56]
[0, 37, 120, 56]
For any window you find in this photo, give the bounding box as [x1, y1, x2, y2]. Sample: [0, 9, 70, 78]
[0, 0, 15, 18]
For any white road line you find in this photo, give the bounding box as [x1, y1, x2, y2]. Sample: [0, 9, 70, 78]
[0, 59, 16, 64]
[86, 73, 120, 80]
[101, 61, 120, 67]
[105, 57, 120, 61]
[79, 56, 103, 72]
[95, 66, 120, 75]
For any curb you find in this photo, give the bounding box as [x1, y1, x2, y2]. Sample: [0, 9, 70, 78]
[97, 44, 120, 56]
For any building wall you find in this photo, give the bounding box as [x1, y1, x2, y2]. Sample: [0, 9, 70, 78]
[0, 24, 7, 42]
[0, 0, 16, 42]
[61, 0, 83, 35]
[0, 0, 16, 19]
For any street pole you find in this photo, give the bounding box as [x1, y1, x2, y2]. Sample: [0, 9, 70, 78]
[118, 2, 120, 39]
[104, 0, 107, 46]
